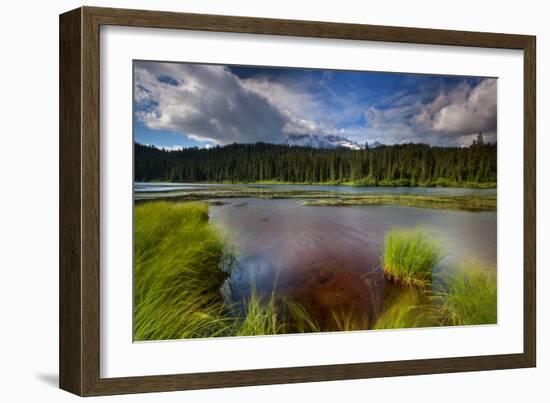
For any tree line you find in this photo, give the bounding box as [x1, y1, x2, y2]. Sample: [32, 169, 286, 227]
[135, 139, 496, 187]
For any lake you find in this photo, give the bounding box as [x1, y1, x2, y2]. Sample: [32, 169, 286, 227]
[136, 182, 497, 329]
[135, 181, 496, 196]
[208, 194, 495, 327]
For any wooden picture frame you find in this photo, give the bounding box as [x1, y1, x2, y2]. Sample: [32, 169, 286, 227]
[59, 6, 536, 396]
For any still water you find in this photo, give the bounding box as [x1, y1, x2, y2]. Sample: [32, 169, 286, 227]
[209, 197, 496, 325]
[135, 182, 497, 196]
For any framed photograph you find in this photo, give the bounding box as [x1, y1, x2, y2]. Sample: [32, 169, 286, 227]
[59, 6, 536, 396]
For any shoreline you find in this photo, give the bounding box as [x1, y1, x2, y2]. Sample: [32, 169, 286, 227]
[134, 185, 497, 212]
[136, 180, 497, 190]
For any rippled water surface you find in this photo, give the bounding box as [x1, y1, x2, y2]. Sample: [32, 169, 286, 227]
[209, 197, 496, 325]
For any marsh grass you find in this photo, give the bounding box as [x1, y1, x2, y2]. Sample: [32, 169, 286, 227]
[135, 185, 496, 212]
[373, 290, 437, 330]
[285, 301, 322, 333]
[134, 201, 233, 340]
[435, 262, 497, 326]
[134, 202, 495, 339]
[382, 229, 444, 288]
[234, 290, 284, 336]
[284, 302, 372, 333]
[134, 201, 287, 340]
[301, 194, 496, 212]
[329, 308, 371, 332]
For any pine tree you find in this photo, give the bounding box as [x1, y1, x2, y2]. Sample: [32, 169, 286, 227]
[134, 141, 496, 186]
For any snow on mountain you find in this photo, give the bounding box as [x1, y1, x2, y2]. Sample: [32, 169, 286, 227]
[286, 134, 362, 150]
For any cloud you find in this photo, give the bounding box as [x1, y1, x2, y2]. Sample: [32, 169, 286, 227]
[240, 77, 320, 121]
[135, 61, 497, 149]
[135, 63, 288, 145]
[364, 78, 497, 146]
[416, 79, 497, 135]
[134, 62, 344, 146]
[363, 102, 418, 144]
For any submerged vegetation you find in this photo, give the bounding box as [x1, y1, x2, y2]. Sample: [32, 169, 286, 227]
[134, 201, 497, 341]
[135, 184, 496, 212]
[382, 229, 444, 288]
[301, 194, 496, 212]
[135, 141, 497, 187]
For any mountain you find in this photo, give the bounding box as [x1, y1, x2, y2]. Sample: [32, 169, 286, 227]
[286, 134, 362, 150]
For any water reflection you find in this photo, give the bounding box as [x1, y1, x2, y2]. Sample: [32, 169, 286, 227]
[210, 198, 496, 327]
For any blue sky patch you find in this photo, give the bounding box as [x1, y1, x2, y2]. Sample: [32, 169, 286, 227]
[134, 61, 497, 149]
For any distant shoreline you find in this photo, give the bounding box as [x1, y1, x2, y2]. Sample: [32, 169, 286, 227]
[136, 180, 497, 190]
[135, 142, 497, 189]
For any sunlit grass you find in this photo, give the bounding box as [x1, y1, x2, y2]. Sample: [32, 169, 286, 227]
[382, 229, 444, 288]
[234, 290, 284, 336]
[373, 290, 436, 330]
[329, 308, 371, 332]
[285, 301, 322, 333]
[134, 202, 496, 339]
[435, 262, 497, 326]
[134, 201, 286, 340]
[134, 201, 233, 340]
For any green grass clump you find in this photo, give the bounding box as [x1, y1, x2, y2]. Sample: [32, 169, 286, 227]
[134, 201, 233, 341]
[134, 201, 287, 340]
[133, 202, 495, 339]
[235, 291, 284, 336]
[382, 229, 443, 288]
[329, 309, 371, 332]
[436, 263, 497, 326]
[373, 290, 436, 330]
[285, 302, 322, 333]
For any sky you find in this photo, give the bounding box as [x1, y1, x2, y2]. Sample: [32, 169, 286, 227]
[134, 60, 497, 150]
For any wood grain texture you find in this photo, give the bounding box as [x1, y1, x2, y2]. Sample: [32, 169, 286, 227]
[81, 6, 102, 396]
[59, 8, 82, 396]
[523, 38, 537, 367]
[86, 6, 531, 49]
[59, 6, 537, 396]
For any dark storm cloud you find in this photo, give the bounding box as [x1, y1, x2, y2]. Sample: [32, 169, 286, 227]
[135, 62, 291, 145]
